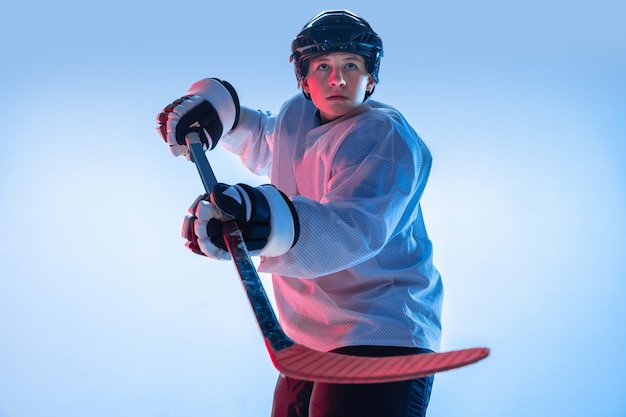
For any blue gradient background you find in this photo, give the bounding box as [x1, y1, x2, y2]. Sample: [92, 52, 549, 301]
[1, 1, 624, 416]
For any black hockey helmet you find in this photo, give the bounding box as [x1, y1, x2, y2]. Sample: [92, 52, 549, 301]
[290, 10, 384, 99]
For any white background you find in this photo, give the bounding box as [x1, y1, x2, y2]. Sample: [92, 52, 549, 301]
[1, 1, 625, 416]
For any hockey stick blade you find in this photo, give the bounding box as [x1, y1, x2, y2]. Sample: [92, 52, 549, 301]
[185, 133, 490, 383]
[269, 343, 489, 384]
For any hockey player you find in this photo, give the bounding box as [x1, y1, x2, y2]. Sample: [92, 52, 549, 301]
[157, 10, 443, 417]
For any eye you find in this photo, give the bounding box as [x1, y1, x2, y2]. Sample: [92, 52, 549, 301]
[315, 63, 330, 71]
[345, 62, 358, 70]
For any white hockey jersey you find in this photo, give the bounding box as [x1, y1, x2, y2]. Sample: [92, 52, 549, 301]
[221, 94, 443, 352]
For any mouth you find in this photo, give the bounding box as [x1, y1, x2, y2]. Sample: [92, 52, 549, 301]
[326, 95, 348, 100]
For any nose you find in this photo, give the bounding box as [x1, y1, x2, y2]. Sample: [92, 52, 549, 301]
[329, 68, 346, 86]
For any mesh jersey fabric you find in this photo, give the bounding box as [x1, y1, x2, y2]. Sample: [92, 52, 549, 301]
[220, 94, 443, 352]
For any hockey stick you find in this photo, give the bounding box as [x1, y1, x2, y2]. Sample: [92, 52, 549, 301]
[185, 133, 489, 383]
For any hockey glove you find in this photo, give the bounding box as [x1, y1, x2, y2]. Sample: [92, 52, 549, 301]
[156, 78, 240, 157]
[182, 183, 300, 260]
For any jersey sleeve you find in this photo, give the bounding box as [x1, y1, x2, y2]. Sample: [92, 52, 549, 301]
[219, 106, 277, 177]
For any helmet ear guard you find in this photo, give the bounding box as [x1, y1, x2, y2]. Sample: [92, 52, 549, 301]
[290, 10, 383, 100]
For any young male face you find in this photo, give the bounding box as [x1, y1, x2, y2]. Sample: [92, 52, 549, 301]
[302, 52, 376, 123]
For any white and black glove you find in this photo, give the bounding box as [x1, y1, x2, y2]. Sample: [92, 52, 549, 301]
[182, 183, 300, 260]
[156, 78, 240, 157]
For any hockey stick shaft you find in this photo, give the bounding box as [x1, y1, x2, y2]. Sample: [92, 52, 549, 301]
[185, 133, 294, 351]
